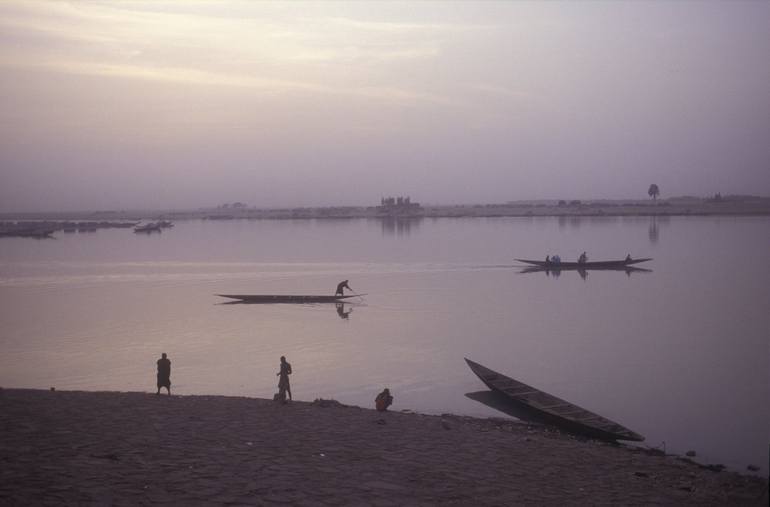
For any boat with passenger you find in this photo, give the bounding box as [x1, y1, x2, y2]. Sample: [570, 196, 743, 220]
[516, 257, 652, 269]
[217, 294, 365, 304]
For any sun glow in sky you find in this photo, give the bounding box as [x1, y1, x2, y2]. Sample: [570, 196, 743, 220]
[1, 1, 769, 211]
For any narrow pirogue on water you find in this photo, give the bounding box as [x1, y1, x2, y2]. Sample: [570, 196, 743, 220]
[217, 294, 364, 303]
[516, 258, 652, 269]
[466, 358, 644, 442]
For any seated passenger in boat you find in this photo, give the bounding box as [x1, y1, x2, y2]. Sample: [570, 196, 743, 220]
[551, 255, 561, 265]
[625, 254, 632, 262]
[578, 252, 588, 264]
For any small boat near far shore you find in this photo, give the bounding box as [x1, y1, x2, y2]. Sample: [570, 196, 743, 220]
[217, 294, 366, 304]
[465, 358, 644, 442]
[134, 222, 162, 233]
[516, 258, 652, 269]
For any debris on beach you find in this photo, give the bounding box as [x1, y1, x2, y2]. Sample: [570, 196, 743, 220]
[312, 398, 346, 408]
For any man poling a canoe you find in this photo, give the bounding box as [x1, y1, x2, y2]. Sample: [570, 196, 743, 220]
[335, 280, 352, 296]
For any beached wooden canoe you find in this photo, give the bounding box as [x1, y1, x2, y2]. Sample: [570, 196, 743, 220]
[465, 358, 644, 442]
[516, 258, 652, 269]
[217, 294, 364, 303]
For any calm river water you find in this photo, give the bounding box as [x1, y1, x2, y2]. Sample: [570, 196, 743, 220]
[1, 216, 768, 472]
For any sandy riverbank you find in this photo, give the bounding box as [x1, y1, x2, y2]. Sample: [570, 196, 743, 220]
[1, 389, 766, 505]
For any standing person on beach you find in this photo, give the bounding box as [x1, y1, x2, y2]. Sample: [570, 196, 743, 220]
[276, 356, 292, 403]
[156, 353, 171, 395]
[335, 280, 351, 296]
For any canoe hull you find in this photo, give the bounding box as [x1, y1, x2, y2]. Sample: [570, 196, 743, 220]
[516, 258, 652, 269]
[217, 294, 362, 304]
[465, 358, 644, 442]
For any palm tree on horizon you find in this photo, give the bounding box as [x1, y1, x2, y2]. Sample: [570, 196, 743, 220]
[648, 184, 660, 201]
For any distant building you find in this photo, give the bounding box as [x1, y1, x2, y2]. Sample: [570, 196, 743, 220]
[217, 202, 248, 209]
[379, 196, 420, 210]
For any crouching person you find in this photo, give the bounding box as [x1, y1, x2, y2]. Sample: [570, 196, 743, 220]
[375, 388, 393, 412]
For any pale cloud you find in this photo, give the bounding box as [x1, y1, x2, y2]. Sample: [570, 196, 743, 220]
[2, 1, 768, 212]
[468, 83, 538, 101]
[0, 1, 454, 105]
[288, 45, 440, 63]
[321, 15, 480, 34]
[0, 2, 453, 64]
[0, 55, 452, 106]
[32, 59, 323, 92]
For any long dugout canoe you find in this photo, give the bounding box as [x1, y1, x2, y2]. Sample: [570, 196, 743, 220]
[465, 358, 644, 442]
[515, 258, 652, 269]
[217, 294, 363, 303]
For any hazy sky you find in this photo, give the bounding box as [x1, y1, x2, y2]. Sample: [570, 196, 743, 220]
[1, 1, 768, 211]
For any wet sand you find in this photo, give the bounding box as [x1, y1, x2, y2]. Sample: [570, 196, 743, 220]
[1, 388, 766, 505]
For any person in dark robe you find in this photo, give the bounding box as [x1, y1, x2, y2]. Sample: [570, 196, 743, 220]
[335, 280, 351, 296]
[375, 388, 393, 412]
[276, 356, 292, 403]
[156, 353, 171, 395]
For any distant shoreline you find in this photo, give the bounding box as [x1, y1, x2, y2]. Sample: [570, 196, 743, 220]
[2, 197, 770, 222]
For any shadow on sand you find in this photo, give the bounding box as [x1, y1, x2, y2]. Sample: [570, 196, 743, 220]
[465, 390, 630, 442]
[466, 390, 557, 427]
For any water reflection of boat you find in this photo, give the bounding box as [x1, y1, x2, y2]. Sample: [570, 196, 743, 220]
[134, 222, 162, 233]
[336, 302, 352, 319]
[516, 258, 652, 269]
[518, 265, 651, 275]
[465, 358, 644, 442]
[217, 294, 365, 304]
